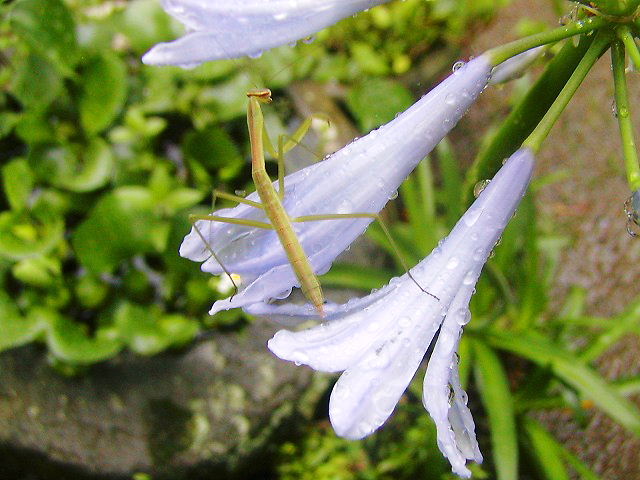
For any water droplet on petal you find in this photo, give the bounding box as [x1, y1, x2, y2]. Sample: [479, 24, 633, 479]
[473, 179, 491, 198]
[452, 61, 465, 73]
[446, 257, 460, 270]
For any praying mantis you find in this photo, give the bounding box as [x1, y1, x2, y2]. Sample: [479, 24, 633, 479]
[190, 88, 436, 317]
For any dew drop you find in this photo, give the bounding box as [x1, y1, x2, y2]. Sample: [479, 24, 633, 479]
[463, 207, 482, 226]
[446, 257, 460, 270]
[462, 270, 475, 285]
[473, 179, 490, 198]
[444, 93, 457, 106]
[452, 61, 466, 73]
[248, 50, 263, 59]
[388, 190, 398, 200]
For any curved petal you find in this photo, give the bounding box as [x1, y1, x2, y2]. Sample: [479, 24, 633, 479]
[422, 285, 482, 478]
[143, 0, 390, 67]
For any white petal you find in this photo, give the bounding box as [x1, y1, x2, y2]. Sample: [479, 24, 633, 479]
[422, 285, 481, 478]
[143, 0, 390, 66]
[328, 298, 443, 439]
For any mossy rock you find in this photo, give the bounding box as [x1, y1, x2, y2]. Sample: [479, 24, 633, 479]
[0, 322, 327, 479]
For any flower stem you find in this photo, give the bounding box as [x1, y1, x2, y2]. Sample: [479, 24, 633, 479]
[611, 39, 640, 190]
[487, 16, 609, 66]
[617, 25, 640, 70]
[522, 32, 612, 153]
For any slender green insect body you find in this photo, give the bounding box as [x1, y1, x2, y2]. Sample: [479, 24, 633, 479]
[246, 89, 325, 316]
[191, 89, 438, 317]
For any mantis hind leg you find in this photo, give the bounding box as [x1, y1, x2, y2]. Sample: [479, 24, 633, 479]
[292, 212, 440, 301]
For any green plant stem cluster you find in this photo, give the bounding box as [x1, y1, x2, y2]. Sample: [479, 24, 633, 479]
[479, 4, 640, 203]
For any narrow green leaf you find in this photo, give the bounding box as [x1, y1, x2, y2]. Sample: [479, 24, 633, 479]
[523, 417, 571, 480]
[473, 340, 519, 480]
[320, 263, 394, 291]
[482, 330, 640, 436]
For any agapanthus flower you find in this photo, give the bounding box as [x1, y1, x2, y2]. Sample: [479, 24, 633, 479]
[179, 55, 493, 314]
[142, 0, 391, 67]
[256, 148, 535, 477]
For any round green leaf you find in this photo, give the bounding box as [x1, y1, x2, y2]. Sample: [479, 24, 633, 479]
[80, 53, 128, 134]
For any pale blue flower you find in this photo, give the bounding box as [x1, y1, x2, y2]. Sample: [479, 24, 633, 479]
[258, 148, 535, 477]
[179, 56, 493, 314]
[143, 0, 391, 67]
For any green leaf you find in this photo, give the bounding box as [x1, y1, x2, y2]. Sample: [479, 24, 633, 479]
[482, 329, 640, 436]
[522, 417, 571, 480]
[80, 53, 128, 134]
[473, 340, 519, 480]
[32, 308, 122, 364]
[29, 140, 114, 192]
[113, 302, 198, 355]
[183, 126, 244, 180]
[0, 292, 41, 351]
[319, 263, 394, 291]
[2, 158, 34, 210]
[350, 41, 390, 76]
[72, 187, 159, 273]
[163, 188, 205, 212]
[12, 256, 61, 288]
[9, 0, 78, 72]
[346, 78, 414, 131]
[0, 205, 64, 260]
[10, 54, 63, 110]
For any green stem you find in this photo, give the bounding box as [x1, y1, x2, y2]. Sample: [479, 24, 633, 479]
[487, 16, 609, 66]
[611, 39, 640, 190]
[618, 26, 640, 69]
[523, 33, 612, 152]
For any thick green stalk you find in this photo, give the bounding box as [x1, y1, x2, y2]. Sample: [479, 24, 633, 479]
[523, 33, 612, 152]
[464, 36, 594, 204]
[487, 16, 608, 66]
[611, 39, 640, 190]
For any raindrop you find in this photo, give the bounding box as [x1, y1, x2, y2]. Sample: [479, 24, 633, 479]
[463, 207, 482, 226]
[234, 189, 246, 197]
[302, 36, 315, 44]
[452, 61, 466, 73]
[248, 50, 263, 59]
[446, 257, 460, 270]
[444, 93, 457, 106]
[473, 179, 490, 198]
[388, 190, 399, 200]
